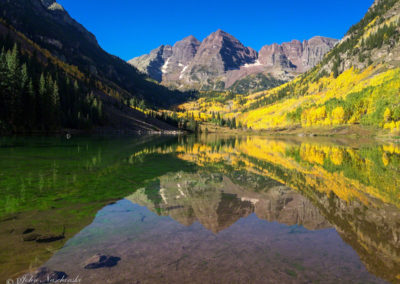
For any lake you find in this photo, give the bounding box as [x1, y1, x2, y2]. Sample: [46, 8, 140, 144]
[0, 135, 399, 283]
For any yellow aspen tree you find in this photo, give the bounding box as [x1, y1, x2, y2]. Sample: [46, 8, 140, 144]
[384, 108, 392, 122]
[332, 107, 345, 125]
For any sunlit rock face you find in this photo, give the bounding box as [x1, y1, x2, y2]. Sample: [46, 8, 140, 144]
[259, 37, 338, 72]
[128, 45, 173, 82]
[129, 31, 337, 91]
[161, 36, 201, 82]
[128, 36, 201, 83]
[40, 0, 64, 11]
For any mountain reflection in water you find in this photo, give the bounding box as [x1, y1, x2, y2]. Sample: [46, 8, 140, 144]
[1, 135, 399, 283]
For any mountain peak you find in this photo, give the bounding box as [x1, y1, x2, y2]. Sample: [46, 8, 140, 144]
[209, 29, 237, 40]
[195, 29, 257, 72]
[180, 35, 200, 44]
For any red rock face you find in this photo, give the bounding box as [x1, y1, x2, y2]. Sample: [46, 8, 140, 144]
[259, 37, 338, 73]
[171, 36, 201, 66]
[259, 44, 282, 66]
[195, 29, 258, 72]
[180, 30, 258, 86]
[162, 36, 201, 82]
[129, 31, 338, 91]
[258, 43, 295, 69]
[282, 40, 303, 69]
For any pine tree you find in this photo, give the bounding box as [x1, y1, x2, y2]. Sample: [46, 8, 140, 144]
[25, 80, 35, 130]
[332, 56, 341, 78]
[39, 73, 46, 96]
[73, 80, 79, 92]
[4, 44, 21, 129]
[138, 99, 146, 110]
[20, 64, 35, 130]
[52, 80, 61, 128]
[52, 80, 60, 107]
[0, 47, 8, 125]
[37, 73, 46, 129]
[6, 44, 20, 90]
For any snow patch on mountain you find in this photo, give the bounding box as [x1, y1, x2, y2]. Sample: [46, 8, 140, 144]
[179, 65, 189, 79]
[243, 60, 262, 68]
[161, 58, 171, 74]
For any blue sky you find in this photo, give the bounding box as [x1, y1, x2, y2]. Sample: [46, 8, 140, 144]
[58, 0, 374, 61]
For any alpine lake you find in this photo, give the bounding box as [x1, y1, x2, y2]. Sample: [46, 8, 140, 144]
[0, 134, 399, 284]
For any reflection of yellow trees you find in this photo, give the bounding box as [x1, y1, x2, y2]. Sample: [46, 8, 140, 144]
[300, 144, 326, 165]
[138, 138, 400, 208]
[175, 144, 233, 167]
[234, 139, 379, 206]
[300, 144, 345, 166]
[239, 138, 296, 171]
[382, 144, 400, 166]
[204, 139, 400, 207]
[330, 148, 344, 165]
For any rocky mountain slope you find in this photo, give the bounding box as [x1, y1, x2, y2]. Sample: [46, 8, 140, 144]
[129, 30, 337, 93]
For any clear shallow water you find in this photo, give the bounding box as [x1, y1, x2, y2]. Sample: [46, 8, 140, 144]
[0, 135, 399, 283]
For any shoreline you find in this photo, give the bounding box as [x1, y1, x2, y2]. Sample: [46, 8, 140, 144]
[1, 125, 399, 143]
[199, 124, 400, 142]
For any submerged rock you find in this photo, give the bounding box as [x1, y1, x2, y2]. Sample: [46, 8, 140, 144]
[35, 225, 65, 243]
[23, 230, 65, 243]
[23, 233, 41, 242]
[36, 234, 65, 243]
[84, 254, 121, 269]
[22, 228, 35, 234]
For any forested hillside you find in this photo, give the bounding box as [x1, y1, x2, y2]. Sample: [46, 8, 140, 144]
[0, 22, 186, 134]
[175, 0, 400, 135]
[0, 0, 192, 108]
[0, 37, 104, 133]
[0, 0, 196, 134]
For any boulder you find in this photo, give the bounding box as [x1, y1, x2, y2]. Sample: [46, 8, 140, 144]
[84, 254, 121, 269]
